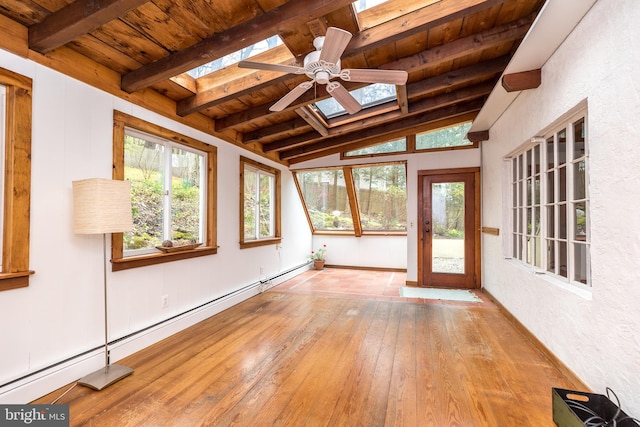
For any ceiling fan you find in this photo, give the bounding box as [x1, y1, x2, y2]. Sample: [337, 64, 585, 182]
[238, 27, 408, 114]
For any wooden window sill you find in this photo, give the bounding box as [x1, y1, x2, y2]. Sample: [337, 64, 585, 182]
[111, 247, 218, 271]
[0, 270, 35, 291]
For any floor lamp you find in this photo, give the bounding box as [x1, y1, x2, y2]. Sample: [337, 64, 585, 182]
[72, 178, 134, 391]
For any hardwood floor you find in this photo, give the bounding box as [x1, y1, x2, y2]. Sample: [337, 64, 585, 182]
[35, 269, 582, 426]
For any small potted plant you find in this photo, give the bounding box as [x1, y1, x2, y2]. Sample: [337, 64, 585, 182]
[308, 244, 327, 270]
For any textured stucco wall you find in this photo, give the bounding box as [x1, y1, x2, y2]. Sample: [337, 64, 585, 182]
[481, 0, 640, 415]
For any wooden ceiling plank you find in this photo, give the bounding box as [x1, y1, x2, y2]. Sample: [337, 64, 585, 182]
[186, 13, 530, 118]
[121, 0, 355, 93]
[242, 117, 312, 143]
[28, 0, 149, 53]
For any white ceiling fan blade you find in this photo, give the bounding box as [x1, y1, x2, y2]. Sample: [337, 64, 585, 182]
[319, 27, 352, 65]
[326, 81, 361, 115]
[269, 81, 313, 111]
[238, 60, 305, 75]
[340, 68, 408, 86]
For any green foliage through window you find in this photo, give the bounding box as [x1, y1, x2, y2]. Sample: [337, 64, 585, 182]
[416, 122, 472, 150]
[295, 162, 407, 234]
[124, 131, 205, 253]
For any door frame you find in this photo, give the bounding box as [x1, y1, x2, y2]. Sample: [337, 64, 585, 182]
[417, 167, 481, 288]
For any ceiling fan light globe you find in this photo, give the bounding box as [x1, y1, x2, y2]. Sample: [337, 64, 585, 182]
[316, 71, 330, 84]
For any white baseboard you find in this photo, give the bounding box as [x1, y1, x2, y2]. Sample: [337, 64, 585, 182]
[0, 265, 307, 404]
[0, 284, 261, 404]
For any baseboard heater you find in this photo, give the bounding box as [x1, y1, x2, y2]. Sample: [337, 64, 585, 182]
[0, 262, 309, 403]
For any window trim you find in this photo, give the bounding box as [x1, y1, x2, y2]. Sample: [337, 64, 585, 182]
[239, 156, 281, 249]
[111, 111, 217, 271]
[0, 67, 34, 291]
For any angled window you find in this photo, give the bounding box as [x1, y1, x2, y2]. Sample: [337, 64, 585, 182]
[112, 112, 217, 271]
[294, 162, 407, 235]
[510, 111, 589, 286]
[296, 168, 355, 233]
[187, 36, 283, 78]
[240, 156, 281, 248]
[0, 68, 34, 291]
[416, 122, 474, 151]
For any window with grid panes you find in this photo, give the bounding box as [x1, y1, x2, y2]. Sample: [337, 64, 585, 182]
[511, 113, 589, 286]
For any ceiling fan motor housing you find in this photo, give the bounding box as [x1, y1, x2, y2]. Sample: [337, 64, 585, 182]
[304, 37, 341, 83]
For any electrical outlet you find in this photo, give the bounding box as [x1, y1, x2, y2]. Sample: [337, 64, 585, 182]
[161, 294, 169, 308]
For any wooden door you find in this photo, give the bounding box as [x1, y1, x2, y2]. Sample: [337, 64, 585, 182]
[418, 169, 480, 288]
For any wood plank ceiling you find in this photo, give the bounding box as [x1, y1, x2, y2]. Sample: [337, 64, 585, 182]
[0, 0, 545, 165]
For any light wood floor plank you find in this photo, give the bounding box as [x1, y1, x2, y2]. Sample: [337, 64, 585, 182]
[33, 269, 583, 426]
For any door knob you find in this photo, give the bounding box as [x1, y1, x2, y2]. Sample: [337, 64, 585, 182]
[425, 220, 430, 225]
[424, 228, 430, 233]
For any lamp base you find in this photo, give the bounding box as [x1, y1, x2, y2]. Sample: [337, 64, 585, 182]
[78, 364, 133, 391]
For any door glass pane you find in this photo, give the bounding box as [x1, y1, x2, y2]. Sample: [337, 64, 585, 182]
[431, 182, 464, 274]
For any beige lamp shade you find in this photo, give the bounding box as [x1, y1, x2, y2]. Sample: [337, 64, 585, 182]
[72, 178, 133, 234]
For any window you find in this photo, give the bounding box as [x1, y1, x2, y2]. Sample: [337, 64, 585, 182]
[240, 156, 281, 248]
[343, 137, 406, 157]
[511, 112, 589, 285]
[112, 111, 217, 271]
[294, 162, 406, 235]
[416, 122, 473, 150]
[0, 68, 34, 291]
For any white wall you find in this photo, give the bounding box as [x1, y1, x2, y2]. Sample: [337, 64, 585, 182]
[481, 0, 640, 415]
[295, 146, 481, 278]
[0, 48, 312, 402]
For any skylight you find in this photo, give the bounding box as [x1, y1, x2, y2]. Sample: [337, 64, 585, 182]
[353, 0, 389, 12]
[311, 83, 397, 120]
[187, 35, 283, 78]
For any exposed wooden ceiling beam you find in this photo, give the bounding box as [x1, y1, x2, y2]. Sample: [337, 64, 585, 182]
[280, 99, 484, 160]
[295, 107, 329, 137]
[501, 69, 542, 92]
[241, 117, 312, 144]
[121, 0, 355, 93]
[29, 0, 149, 54]
[293, 111, 479, 163]
[267, 82, 492, 153]
[240, 59, 504, 144]
[467, 130, 490, 142]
